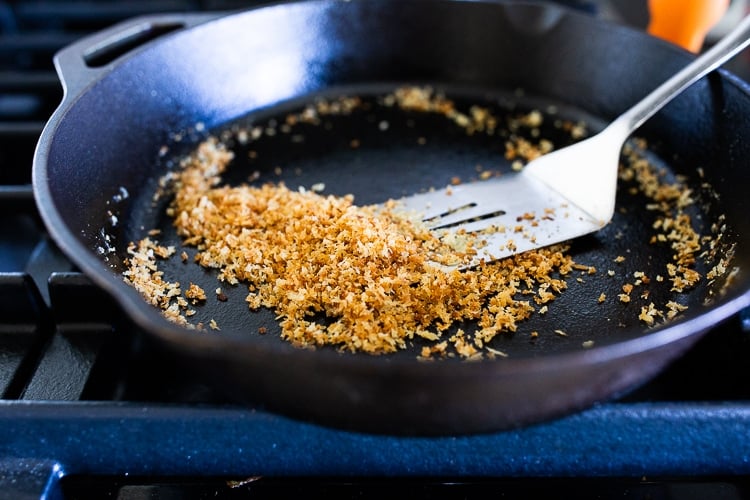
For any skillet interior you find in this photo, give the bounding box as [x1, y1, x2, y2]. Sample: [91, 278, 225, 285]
[34, 0, 750, 433]
[123, 83, 729, 359]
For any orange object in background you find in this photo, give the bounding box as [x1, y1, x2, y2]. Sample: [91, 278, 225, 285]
[647, 0, 730, 52]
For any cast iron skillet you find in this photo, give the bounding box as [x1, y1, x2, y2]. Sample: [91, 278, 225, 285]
[33, 0, 750, 435]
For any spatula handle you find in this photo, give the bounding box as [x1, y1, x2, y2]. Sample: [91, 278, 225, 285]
[618, 14, 750, 134]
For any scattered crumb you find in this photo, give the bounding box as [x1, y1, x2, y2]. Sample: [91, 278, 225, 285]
[120, 86, 723, 358]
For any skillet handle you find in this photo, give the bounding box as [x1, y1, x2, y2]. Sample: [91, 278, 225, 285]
[52, 12, 224, 98]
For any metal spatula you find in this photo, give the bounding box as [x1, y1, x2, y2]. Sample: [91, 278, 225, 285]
[391, 15, 750, 268]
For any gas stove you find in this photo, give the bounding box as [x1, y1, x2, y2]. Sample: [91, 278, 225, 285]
[3, 1, 750, 498]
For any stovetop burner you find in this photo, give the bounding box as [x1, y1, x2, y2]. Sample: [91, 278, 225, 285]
[2, 1, 750, 498]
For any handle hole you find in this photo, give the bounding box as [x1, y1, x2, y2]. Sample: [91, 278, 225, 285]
[83, 22, 184, 68]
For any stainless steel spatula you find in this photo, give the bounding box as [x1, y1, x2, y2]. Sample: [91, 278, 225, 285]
[391, 15, 750, 267]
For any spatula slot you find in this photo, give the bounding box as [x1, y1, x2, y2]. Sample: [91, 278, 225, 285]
[428, 208, 508, 230]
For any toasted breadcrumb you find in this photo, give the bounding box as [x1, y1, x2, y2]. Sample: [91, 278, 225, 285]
[121, 86, 723, 358]
[638, 303, 663, 325]
[185, 283, 207, 303]
[123, 238, 179, 309]
[126, 136, 575, 356]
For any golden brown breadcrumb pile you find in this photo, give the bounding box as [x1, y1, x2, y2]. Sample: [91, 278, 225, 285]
[121, 86, 721, 358]
[161, 139, 573, 357]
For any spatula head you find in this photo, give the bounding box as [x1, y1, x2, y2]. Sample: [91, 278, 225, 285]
[389, 172, 605, 268]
